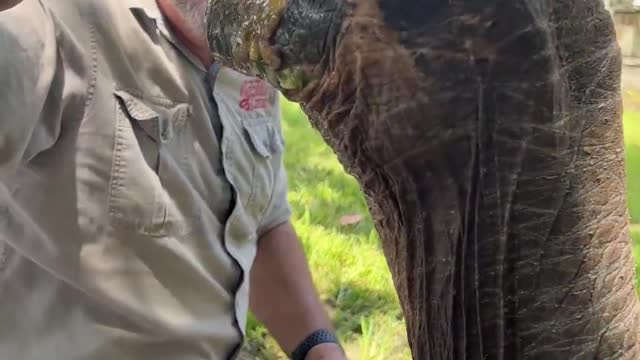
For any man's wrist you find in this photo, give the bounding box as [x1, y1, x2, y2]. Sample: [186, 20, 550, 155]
[291, 329, 343, 360]
[305, 342, 345, 360]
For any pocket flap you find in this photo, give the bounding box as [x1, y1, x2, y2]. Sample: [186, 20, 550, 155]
[115, 90, 159, 120]
[115, 90, 162, 142]
[243, 120, 285, 158]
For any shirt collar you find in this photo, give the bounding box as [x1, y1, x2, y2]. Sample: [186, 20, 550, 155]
[128, 0, 208, 72]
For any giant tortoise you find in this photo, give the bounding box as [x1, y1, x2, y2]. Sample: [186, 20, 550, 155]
[206, 0, 640, 358]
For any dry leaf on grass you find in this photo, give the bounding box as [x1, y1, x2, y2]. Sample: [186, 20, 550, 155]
[339, 213, 364, 226]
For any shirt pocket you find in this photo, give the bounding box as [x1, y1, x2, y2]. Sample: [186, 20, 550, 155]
[108, 90, 194, 237]
[242, 119, 285, 217]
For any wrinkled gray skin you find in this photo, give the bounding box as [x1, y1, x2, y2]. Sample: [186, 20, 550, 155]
[207, 0, 640, 358]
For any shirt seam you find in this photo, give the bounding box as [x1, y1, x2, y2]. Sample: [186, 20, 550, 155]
[82, 22, 99, 117]
[114, 87, 178, 107]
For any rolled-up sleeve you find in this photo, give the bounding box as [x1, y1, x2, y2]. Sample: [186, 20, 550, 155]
[0, 0, 60, 182]
[256, 105, 292, 236]
[257, 157, 292, 237]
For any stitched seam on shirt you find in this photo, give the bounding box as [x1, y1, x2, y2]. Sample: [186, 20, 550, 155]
[116, 87, 176, 107]
[108, 106, 127, 219]
[83, 24, 98, 112]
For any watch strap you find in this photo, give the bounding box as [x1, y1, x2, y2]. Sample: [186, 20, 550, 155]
[290, 329, 341, 360]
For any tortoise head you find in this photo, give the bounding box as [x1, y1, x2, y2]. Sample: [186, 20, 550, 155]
[205, 0, 348, 93]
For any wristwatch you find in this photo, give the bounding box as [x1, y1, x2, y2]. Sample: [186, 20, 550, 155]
[290, 329, 342, 360]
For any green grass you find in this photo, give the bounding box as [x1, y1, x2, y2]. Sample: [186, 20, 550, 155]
[243, 100, 411, 359]
[625, 111, 640, 292]
[243, 105, 640, 358]
[633, 224, 640, 293]
[625, 111, 640, 225]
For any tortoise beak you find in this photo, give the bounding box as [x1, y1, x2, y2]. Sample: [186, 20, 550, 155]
[206, 0, 346, 92]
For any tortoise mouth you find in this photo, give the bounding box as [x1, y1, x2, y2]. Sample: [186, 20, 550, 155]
[206, 0, 347, 94]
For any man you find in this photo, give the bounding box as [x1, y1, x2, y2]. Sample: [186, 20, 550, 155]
[0, 0, 345, 359]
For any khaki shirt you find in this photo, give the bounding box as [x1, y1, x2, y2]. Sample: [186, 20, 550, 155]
[0, 0, 291, 359]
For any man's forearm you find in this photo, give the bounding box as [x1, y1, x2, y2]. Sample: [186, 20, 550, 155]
[250, 222, 343, 359]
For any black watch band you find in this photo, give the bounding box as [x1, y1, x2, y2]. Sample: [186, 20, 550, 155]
[290, 329, 341, 360]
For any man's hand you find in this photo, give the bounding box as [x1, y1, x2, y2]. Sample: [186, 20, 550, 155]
[250, 222, 346, 358]
[305, 343, 347, 360]
[0, 0, 22, 11]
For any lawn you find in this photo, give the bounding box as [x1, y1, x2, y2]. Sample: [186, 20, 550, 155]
[625, 111, 640, 291]
[243, 100, 411, 359]
[242, 104, 640, 359]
